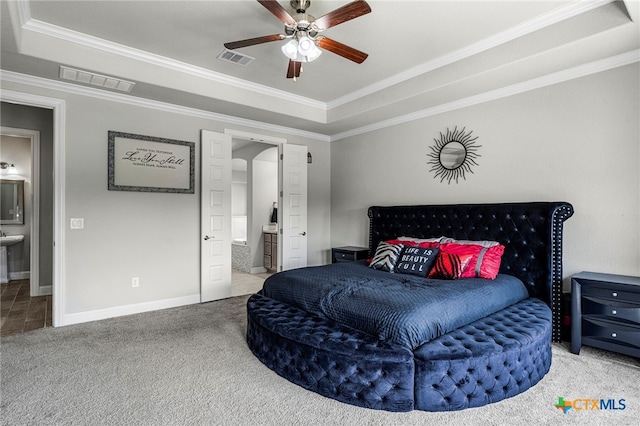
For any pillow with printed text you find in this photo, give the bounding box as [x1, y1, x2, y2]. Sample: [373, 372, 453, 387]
[395, 246, 439, 277]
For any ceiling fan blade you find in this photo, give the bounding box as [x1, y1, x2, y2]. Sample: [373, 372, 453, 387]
[316, 37, 368, 64]
[224, 34, 284, 50]
[286, 60, 302, 79]
[314, 0, 371, 30]
[258, 0, 297, 26]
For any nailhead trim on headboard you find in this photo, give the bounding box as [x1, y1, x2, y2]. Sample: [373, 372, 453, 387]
[550, 203, 574, 342]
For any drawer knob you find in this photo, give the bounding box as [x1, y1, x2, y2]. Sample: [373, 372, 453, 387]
[611, 332, 617, 338]
[611, 309, 617, 315]
[612, 292, 618, 297]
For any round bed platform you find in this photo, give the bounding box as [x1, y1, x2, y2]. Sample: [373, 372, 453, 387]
[246, 202, 573, 412]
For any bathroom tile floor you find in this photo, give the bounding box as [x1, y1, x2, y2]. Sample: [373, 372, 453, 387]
[1, 279, 52, 337]
[232, 269, 272, 296]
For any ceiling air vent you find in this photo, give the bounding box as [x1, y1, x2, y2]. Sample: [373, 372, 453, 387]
[59, 66, 135, 92]
[217, 49, 255, 66]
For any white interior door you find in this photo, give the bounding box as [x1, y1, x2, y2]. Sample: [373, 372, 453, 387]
[279, 144, 308, 271]
[200, 130, 232, 302]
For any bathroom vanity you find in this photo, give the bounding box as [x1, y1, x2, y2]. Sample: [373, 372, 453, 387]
[263, 231, 277, 272]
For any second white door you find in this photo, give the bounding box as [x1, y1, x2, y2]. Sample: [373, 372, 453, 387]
[279, 144, 308, 271]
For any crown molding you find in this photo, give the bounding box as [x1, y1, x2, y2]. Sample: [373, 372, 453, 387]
[330, 49, 640, 142]
[14, 0, 617, 116]
[0, 70, 331, 142]
[11, 1, 325, 111]
[327, 0, 617, 109]
[3, 48, 637, 144]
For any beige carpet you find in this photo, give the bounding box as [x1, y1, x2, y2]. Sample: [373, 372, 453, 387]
[1, 295, 638, 426]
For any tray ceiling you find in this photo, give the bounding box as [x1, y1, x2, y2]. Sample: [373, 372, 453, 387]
[1, 1, 638, 140]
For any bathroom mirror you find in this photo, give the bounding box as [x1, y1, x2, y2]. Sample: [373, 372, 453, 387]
[0, 179, 25, 225]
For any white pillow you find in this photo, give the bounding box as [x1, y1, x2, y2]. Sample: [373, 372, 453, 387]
[396, 236, 444, 243]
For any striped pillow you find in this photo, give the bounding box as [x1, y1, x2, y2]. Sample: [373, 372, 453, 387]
[369, 241, 404, 272]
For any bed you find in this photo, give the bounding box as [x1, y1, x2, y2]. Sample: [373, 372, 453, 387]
[246, 202, 573, 412]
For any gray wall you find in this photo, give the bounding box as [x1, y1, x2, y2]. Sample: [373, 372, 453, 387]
[7, 62, 636, 322]
[1, 81, 331, 320]
[1, 102, 54, 289]
[331, 64, 640, 285]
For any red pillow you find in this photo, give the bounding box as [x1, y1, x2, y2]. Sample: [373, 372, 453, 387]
[438, 242, 505, 279]
[428, 252, 473, 280]
[385, 239, 417, 247]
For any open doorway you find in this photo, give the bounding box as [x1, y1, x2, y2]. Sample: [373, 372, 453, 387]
[0, 105, 54, 335]
[201, 128, 306, 302]
[230, 139, 277, 296]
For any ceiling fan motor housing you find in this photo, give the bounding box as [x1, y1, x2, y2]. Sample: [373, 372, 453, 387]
[291, 13, 318, 37]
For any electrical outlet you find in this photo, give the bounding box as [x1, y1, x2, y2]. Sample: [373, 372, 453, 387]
[70, 218, 84, 229]
[131, 277, 139, 288]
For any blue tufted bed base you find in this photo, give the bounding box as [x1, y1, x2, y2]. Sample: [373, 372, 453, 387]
[246, 202, 573, 412]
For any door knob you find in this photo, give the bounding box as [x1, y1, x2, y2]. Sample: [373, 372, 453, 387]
[204, 235, 214, 240]
[299, 231, 306, 236]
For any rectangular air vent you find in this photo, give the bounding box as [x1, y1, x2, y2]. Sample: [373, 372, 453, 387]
[59, 66, 135, 92]
[217, 49, 255, 66]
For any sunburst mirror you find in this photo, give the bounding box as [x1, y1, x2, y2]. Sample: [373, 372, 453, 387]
[427, 127, 481, 184]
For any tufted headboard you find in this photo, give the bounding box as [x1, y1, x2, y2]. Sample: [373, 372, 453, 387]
[368, 202, 574, 342]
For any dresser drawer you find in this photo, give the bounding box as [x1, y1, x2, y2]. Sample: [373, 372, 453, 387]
[582, 317, 640, 351]
[581, 284, 640, 304]
[582, 296, 640, 326]
[334, 251, 356, 262]
[331, 246, 369, 263]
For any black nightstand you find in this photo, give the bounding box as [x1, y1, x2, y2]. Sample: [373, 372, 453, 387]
[332, 246, 369, 264]
[571, 271, 640, 358]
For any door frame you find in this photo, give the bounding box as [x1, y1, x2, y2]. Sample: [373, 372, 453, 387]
[1, 90, 66, 326]
[0, 126, 40, 296]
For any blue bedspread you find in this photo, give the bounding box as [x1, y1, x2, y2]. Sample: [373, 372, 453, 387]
[261, 262, 529, 350]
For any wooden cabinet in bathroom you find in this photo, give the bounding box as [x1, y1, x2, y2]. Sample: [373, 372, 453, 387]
[263, 232, 278, 272]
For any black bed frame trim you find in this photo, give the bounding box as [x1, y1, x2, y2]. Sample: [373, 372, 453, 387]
[367, 202, 574, 342]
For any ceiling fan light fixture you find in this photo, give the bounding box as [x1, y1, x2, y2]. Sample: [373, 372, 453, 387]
[281, 39, 299, 60]
[297, 35, 314, 55]
[281, 36, 322, 63]
[302, 43, 322, 62]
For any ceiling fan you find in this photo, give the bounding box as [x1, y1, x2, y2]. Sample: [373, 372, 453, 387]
[224, 0, 371, 81]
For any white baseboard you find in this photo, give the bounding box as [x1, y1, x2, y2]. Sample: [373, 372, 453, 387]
[61, 294, 201, 326]
[250, 266, 267, 274]
[36, 285, 52, 296]
[9, 271, 30, 280]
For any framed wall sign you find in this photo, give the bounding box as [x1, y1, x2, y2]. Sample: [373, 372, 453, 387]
[108, 131, 195, 193]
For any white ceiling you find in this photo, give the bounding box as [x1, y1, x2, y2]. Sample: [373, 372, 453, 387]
[1, 1, 639, 140]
